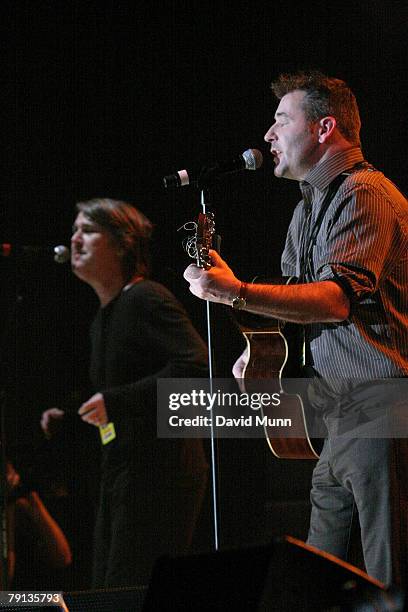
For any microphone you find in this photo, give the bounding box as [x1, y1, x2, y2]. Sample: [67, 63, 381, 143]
[163, 148, 263, 189]
[0, 243, 71, 264]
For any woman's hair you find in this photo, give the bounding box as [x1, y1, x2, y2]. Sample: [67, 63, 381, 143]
[76, 198, 153, 280]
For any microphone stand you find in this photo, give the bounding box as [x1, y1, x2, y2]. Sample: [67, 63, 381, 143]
[199, 188, 221, 552]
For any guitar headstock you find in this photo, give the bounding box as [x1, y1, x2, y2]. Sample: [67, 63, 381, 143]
[195, 211, 215, 269]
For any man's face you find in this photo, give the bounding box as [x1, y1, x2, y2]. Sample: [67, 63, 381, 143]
[71, 212, 122, 284]
[264, 90, 320, 181]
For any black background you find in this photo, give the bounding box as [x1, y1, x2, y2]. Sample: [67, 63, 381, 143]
[1, 0, 407, 587]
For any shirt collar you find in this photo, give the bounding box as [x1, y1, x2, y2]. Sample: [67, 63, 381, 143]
[301, 147, 365, 193]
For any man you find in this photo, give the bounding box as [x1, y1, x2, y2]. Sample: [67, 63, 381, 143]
[184, 71, 408, 586]
[41, 198, 209, 588]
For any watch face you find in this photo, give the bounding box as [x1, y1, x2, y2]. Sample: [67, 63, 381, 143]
[232, 296, 246, 310]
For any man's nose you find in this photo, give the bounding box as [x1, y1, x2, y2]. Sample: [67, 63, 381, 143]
[264, 125, 276, 143]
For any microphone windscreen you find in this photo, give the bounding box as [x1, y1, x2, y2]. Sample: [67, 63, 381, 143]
[243, 148, 263, 170]
[54, 245, 71, 264]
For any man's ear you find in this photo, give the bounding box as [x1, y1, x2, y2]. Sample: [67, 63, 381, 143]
[318, 116, 337, 143]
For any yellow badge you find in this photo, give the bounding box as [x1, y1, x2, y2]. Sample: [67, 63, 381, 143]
[99, 422, 116, 445]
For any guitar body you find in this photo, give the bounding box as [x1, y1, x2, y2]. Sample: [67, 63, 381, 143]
[233, 281, 321, 460]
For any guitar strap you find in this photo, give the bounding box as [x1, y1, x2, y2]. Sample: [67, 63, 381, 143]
[299, 161, 374, 282]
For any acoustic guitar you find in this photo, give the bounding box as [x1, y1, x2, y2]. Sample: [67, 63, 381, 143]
[193, 211, 321, 459]
[232, 293, 321, 459]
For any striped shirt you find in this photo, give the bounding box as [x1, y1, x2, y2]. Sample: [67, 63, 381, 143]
[281, 147, 408, 379]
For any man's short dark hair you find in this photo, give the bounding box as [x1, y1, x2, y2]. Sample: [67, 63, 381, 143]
[271, 70, 361, 147]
